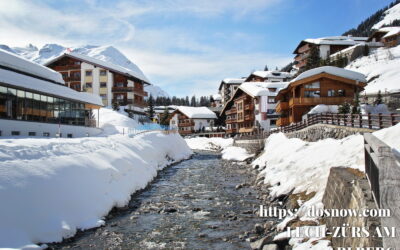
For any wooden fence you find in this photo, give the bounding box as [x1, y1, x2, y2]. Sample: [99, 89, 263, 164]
[277, 113, 400, 133]
[364, 133, 400, 248]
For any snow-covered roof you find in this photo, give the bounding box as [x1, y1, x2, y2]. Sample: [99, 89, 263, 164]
[45, 52, 151, 84]
[222, 78, 245, 84]
[249, 71, 292, 79]
[0, 68, 103, 106]
[294, 36, 368, 53]
[379, 27, 400, 38]
[239, 82, 289, 97]
[175, 106, 217, 119]
[212, 94, 222, 101]
[292, 66, 367, 83]
[0, 49, 64, 84]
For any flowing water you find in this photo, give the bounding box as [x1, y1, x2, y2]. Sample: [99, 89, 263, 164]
[49, 151, 272, 250]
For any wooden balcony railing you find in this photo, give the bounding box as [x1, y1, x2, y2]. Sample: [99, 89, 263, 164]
[133, 88, 148, 97]
[289, 97, 354, 107]
[65, 76, 81, 82]
[112, 86, 134, 92]
[53, 65, 81, 71]
[226, 108, 237, 115]
[244, 104, 254, 110]
[178, 122, 194, 127]
[244, 114, 254, 121]
[276, 101, 289, 112]
[276, 117, 289, 127]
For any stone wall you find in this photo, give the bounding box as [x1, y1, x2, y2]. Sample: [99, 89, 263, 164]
[322, 167, 382, 248]
[285, 124, 375, 142]
[233, 139, 265, 155]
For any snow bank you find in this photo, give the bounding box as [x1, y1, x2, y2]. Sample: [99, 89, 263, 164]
[360, 103, 390, 115]
[0, 132, 192, 249]
[308, 104, 338, 114]
[374, 122, 400, 158]
[185, 137, 233, 151]
[221, 146, 254, 161]
[96, 107, 140, 135]
[372, 3, 400, 29]
[346, 45, 400, 94]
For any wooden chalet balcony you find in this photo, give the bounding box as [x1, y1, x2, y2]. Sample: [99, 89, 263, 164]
[113, 98, 133, 105]
[239, 127, 254, 133]
[276, 117, 289, 127]
[244, 114, 254, 121]
[289, 97, 354, 107]
[297, 44, 310, 54]
[276, 101, 289, 113]
[225, 108, 237, 115]
[225, 118, 236, 124]
[133, 88, 148, 97]
[225, 128, 237, 134]
[244, 104, 254, 110]
[112, 86, 134, 92]
[65, 76, 81, 82]
[178, 121, 194, 127]
[54, 65, 80, 71]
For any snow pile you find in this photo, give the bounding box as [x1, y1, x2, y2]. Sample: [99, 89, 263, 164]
[308, 104, 338, 114]
[374, 122, 400, 158]
[95, 107, 140, 135]
[250, 70, 293, 79]
[372, 3, 400, 29]
[292, 66, 366, 83]
[221, 146, 254, 161]
[239, 81, 289, 97]
[175, 106, 217, 119]
[0, 132, 192, 249]
[360, 103, 390, 115]
[346, 45, 400, 94]
[185, 137, 233, 151]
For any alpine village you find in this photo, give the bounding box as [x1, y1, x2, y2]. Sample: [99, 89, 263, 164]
[1, 1, 400, 250]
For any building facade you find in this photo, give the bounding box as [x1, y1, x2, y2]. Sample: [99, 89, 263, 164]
[218, 78, 245, 105]
[368, 27, 400, 48]
[0, 49, 102, 137]
[293, 36, 368, 69]
[45, 53, 149, 115]
[276, 66, 367, 126]
[169, 106, 217, 135]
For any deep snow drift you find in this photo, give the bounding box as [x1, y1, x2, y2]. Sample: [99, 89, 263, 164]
[185, 137, 233, 151]
[0, 106, 192, 249]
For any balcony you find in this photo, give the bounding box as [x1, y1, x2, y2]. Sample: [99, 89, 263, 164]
[276, 117, 290, 127]
[238, 127, 254, 133]
[178, 121, 195, 127]
[65, 76, 81, 82]
[225, 108, 237, 115]
[244, 104, 254, 110]
[133, 88, 148, 97]
[244, 114, 254, 121]
[225, 118, 236, 124]
[112, 86, 134, 92]
[225, 128, 237, 134]
[289, 97, 354, 107]
[53, 65, 81, 71]
[276, 101, 289, 113]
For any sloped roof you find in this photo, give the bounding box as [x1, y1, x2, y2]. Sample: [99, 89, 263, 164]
[0, 49, 64, 84]
[292, 66, 366, 83]
[239, 82, 289, 98]
[250, 71, 292, 79]
[218, 78, 245, 91]
[293, 36, 368, 54]
[176, 106, 217, 119]
[45, 52, 150, 84]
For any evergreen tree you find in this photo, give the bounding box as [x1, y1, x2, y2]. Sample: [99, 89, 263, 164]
[338, 102, 351, 114]
[185, 96, 190, 105]
[305, 46, 321, 70]
[190, 96, 196, 107]
[264, 65, 268, 71]
[160, 107, 170, 126]
[148, 95, 155, 120]
[352, 91, 361, 114]
[112, 102, 120, 111]
[374, 90, 383, 105]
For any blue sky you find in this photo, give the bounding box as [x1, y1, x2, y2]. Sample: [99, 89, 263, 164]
[0, 0, 394, 97]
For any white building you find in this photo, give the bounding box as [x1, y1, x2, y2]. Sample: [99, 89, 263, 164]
[0, 49, 103, 138]
[218, 78, 245, 105]
[169, 106, 217, 135]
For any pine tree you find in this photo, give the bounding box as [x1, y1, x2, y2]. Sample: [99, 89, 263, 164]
[148, 95, 155, 120]
[338, 102, 351, 114]
[264, 65, 268, 71]
[352, 91, 361, 114]
[305, 46, 321, 70]
[374, 90, 383, 105]
[185, 96, 190, 105]
[190, 96, 196, 107]
[160, 107, 170, 125]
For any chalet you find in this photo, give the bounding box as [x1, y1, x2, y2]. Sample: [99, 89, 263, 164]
[222, 82, 288, 135]
[218, 78, 245, 105]
[0, 49, 102, 137]
[145, 105, 177, 123]
[368, 27, 400, 48]
[293, 36, 368, 69]
[275, 66, 367, 127]
[45, 52, 149, 116]
[244, 70, 292, 82]
[169, 106, 217, 135]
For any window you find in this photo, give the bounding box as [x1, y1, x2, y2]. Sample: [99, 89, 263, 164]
[100, 82, 107, 88]
[305, 82, 320, 89]
[268, 97, 276, 104]
[85, 70, 92, 76]
[268, 88, 277, 92]
[28, 132, 36, 136]
[67, 134, 73, 138]
[267, 109, 275, 114]
[85, 83, 92, 88]
[43, 132, 50, 137]
[270, 120, 277, 126]
[328, 89, 336, 97]
[338, 89, 345, 97]
[100, 70, 107, 76]
[305, 91, 320, 98]
[100, 94, 107, 99]
[11, 131, 20, 136]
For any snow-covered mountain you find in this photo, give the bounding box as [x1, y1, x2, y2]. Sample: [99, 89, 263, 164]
[372, 2, 400, 29]
[0, 43, 169, 98]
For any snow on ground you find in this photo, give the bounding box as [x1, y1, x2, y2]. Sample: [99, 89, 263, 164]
[221, 146, 254, 161]
[0, 132, 192, 249]
[346, 45, 400, 94]
[372, 3, 400, 29]
[185, 137, 233, 151]
[95, 107, 140, 135]
[308, 104, 338, 114]
[252, 123, 400, 248]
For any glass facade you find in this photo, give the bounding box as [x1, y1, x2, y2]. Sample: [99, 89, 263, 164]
[0, 84, 97, 127]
